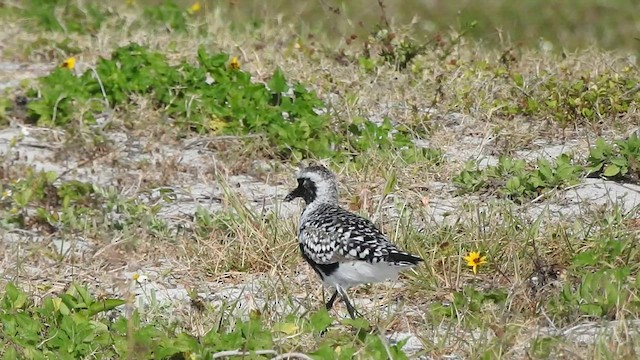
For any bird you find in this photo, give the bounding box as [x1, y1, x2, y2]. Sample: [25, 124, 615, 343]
[284, 165, 423, 319]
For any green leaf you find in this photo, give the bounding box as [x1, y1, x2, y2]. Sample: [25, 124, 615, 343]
[87, 299, 126, 316]
[383, 171, 397, 196]
[272, 322, 299, 335]
[579, 304, 603, 317]
[2, 346, 18, 360]
[610, 157, 628, 167]
[268, 68, 288, 94]
[603, 164, 621, 177]
[341, 317, 370, 330]
[586, 163, 603, 173]
[537, 159, 554, 180]
[311, 344, 339, 359]
[572, 251, 598, 267]
[512, 73, 524, 87]
[505, 176, 521, 190]
[71, 283, 93, 307]
[3, 283, 28, 310]
[308, 309, 333, 334]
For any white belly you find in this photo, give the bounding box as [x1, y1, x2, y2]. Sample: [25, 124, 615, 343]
[323, 261, 415, 289]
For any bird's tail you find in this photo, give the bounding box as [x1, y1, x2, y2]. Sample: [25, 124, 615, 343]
[388, 251, 423, 266]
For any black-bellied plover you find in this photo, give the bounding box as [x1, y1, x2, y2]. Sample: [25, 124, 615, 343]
[285, 165, 423, 318]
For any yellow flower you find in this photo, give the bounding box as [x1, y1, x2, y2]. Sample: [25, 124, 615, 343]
[1, 189, 11, 200]
[464, 251, 487, 274]
[132, 273, 148, 284]
[187, 1, 201, 14]
[229, 56, 240, 70]
[208, 116, 226, 133]
[60, 57, 76, 69]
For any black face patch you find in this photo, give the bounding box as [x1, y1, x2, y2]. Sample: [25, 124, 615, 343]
[284, 177, 317, 204]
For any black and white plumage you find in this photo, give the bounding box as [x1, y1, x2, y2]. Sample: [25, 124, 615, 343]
[284, 165, 423, 318]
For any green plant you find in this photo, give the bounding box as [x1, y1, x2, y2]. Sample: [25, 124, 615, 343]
[0, 97, 10, 127]
[0, 167, 169, 236]
[542, 212, 640, 323]
[453, 154, 582, 202]
[0, 168, 100, 231]
[1, 282, 125, 359]
[497, 71, 640, 128]
[428, 286, 508, 326]
[25, 43, 420, 160]
[557, 267, 640, 319]
[529, 336, 561, 359]
[346, 117, 413, 153]
[353, 21, 429, 73]
[373, 26, 425, 71]
[587, 135, 640, 181]
[8, 0, 113, 34]
[141, 0, 190, 32]
[0, 283, 410, 359]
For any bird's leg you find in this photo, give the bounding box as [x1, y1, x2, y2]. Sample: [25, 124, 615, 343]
[325, 290, 338, 311]
[343, 297, 358, 319]
[337, 287, 359, 319]
[319, 290, 339, 337]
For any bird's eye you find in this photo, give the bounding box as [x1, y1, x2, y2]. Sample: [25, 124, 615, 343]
[303, 179, 314, 189]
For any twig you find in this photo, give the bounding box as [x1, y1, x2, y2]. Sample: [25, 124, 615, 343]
[184, 134, 263, 149]
[376, 0, 390, 28]
[212, 349, 276, 358]
[15, 141, 61, 150]
[211, 350, 313, 360]
[53, 149, 115, 183]
[211, 348, 313, 359]
[273, 352, 315, 360]
[89, 66, 111, 109]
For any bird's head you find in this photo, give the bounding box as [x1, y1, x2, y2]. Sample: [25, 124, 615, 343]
[284, 165, 338, 205]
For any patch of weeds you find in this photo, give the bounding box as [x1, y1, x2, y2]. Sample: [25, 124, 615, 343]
[95, 186, 164, 233]
[345, 118, 446, 167]
[498, 70, 640, 128]
[0, 283, 410, 359]
[0, 168, 100, 233]
[24, 43, 417, 160]
[587, 135, 640, 183]
[0, 97, 10, 128]
[453, 154, 582, 203]
[419, 147, 446, 164]
[366, 25, 426, 71]
[1, 282, 125, 359]
[193, 205, 243, 240]
[139, 0, 202, 33]
[544, 213, 640, 324]
[0, 167, 166, 238]
[346, 117, 422, 157]
[6, 0, 114, 34]
[428, 286, 508, 327]
[190, 181, 297, 272]
[24, 66, 101, 125]
[354, 14, 476, 73]
[560, 267, 639, 319]
[313, 314, 410, 360]
[543, 73, 639, 127]
[528, 336, 561, 359]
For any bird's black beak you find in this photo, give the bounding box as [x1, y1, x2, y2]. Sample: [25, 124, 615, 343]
[284, 184, 304, 202]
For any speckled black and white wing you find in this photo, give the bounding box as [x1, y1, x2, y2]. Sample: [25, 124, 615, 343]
[299, 203, 422, 266]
